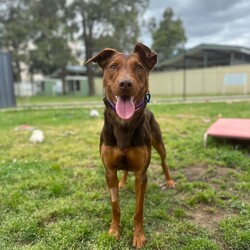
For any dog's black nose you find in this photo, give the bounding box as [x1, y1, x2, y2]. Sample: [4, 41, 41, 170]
[119, 80, 132, 89]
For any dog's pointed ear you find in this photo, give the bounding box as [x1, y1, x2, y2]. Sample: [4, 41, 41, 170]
[85, 48, 117, 69]
[134, 43, 157, 71]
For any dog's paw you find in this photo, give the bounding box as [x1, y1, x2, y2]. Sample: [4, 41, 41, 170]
[109, 227, 120, 240]
[161, 180, 175, 189]
[133, 233, 145, 249]
[167, 179, 175, 188]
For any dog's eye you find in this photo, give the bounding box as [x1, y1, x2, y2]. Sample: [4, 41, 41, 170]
[110, 64, 117, 70]
[135, 65, 143, 71]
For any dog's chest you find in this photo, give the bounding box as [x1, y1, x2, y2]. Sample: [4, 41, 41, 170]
[101, 145, 150, 171]
[102, 111, 151, 149]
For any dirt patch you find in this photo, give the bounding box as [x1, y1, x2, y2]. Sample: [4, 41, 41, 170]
[189, 204, 236, 231]
[184, 164, 239, 232]
[184, 164, 238, 184]
[184, 164, 209, 182]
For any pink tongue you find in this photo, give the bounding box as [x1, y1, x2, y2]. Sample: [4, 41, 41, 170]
[115, 96, 135, 120]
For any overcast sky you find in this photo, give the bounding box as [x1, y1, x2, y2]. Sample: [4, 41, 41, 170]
[141, 0, 250, 49]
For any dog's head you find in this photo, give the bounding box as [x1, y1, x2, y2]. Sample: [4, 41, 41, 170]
[86, 43, 157, 120]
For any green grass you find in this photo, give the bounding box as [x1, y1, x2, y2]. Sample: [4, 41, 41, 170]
[16, 96, 101, 105]
[16, 93, 250, 106]
[0, 101, 250, 249]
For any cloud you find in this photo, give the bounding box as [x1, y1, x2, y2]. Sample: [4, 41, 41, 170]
[142, 0, 250, 48]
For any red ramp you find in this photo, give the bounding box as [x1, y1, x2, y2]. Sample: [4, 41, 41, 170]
[204, 118, 250, 147]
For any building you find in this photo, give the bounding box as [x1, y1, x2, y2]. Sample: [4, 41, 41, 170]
[14, 64, 89, 97]
[156, 44, 250, 70]
[93, 44, 250, 96]
[36, 76, 88, 96]
[36, 65, 89, 96]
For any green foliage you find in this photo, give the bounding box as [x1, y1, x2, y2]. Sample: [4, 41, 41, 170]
[70, 0, 149, 95]
[0, 0, 31, 81]
[28, 0, 75, 75]
[0, 0, 74, 80]
[150, 8, 187, 62]
[70, 0, 149, 52]
[0, 100, 249, 249]
[0, 0, 149, 90]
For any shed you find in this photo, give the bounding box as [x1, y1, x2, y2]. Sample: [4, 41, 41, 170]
[37, 65, 89, 96]
[36, 76, 89, 96]
[157, 44, 250, 70]
[64, 76, 89, 96]
[36, 78, 61, 96]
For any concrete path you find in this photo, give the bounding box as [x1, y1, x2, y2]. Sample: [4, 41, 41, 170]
[1, 95, 250, 111]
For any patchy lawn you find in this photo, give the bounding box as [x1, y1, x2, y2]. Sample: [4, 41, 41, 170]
[0, 101, 249, 249]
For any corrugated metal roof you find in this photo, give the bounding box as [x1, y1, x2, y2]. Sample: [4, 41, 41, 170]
[157, 44, 250, 70]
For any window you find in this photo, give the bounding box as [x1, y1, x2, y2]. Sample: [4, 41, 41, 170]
[75, 80, 80, 91]
[67, 79, 81, 92]
[37, 81, 45, 92]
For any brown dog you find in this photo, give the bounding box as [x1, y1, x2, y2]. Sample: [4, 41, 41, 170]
[86, 43, 174, 249]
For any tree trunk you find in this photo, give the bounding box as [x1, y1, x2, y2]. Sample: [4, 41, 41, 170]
[15, 59, 22, 83]
[62, 72, 66, 95]
[85, 41, 95, 96]
[83, 15, 95, 96]
[30, 72, 36, 96]
[86, 63, 95, 96]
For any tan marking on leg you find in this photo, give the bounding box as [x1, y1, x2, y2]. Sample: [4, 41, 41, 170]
[110, 187, 118, 202]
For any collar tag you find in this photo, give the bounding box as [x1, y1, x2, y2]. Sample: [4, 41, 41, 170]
[146, 93, 151, 103]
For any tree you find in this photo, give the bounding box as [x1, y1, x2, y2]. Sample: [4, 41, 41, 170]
[0, 0, 31, 82]
[150, 8, 187, 62]
[1, 0, 149, 96]
[0, 0, 75, 91]
[70, 0, 149, 95]
[28, 0, 75, 93]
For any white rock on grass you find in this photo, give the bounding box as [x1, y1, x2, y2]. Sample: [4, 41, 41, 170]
[90, 109, 100, 118]
[29, 130, 45, 143]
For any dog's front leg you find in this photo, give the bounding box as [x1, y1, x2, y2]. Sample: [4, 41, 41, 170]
[105, 169, 120, 240]
[133, 170, 147, 249]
